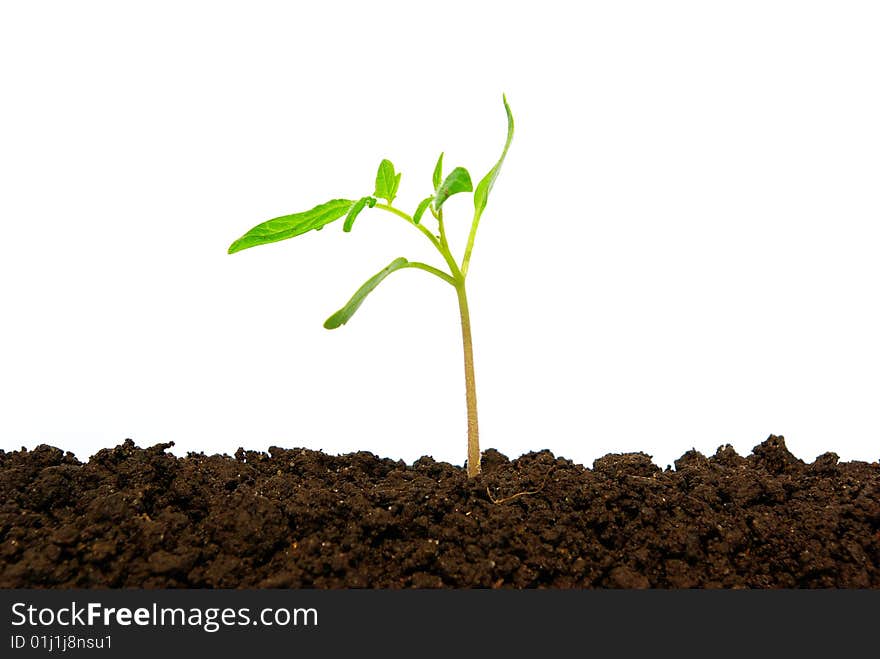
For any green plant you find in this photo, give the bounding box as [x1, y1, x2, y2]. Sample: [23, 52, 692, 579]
[228, 95, 514, 477]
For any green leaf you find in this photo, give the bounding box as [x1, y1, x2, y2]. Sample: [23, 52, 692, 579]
[413, 197, 433, 225]
[433, 167, 473, 209]
[473, 94, 514, 221]
[323, 257, 410, 329]
[228, 199, 354, 254]
[432, 152, 444, 190]
[374, 159, 401, 204]
[343, 196, 377, 232]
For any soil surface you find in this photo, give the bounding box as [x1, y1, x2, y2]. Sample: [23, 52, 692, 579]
[1, 435, 878, 588]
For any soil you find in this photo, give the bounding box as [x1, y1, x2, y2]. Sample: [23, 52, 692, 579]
[1, 435, 878, 588]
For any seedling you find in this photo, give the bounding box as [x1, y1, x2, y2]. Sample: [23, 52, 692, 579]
[228, 95, 514, 477]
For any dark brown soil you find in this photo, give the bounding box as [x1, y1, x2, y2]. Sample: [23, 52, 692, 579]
[1, 435, 878, 588]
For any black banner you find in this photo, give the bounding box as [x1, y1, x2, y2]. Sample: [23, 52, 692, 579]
[1, 589, 876, 656]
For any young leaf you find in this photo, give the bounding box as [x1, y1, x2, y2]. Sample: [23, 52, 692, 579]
[228, 199, 354, 254]
[343, 196, 377, 232]
[374, 159, 401, 204]
[323, 257, 410, 329]
[472, 94, 514, 221]
[413, 196, 433, 225]
[434, 167, 473, 209]
[432, 152, 444, 190]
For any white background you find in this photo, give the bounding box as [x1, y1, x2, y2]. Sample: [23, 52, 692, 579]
[2, 1, 879, 470]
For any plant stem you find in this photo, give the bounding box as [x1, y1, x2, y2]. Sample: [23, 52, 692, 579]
[373, 202, 414, 223]
[455, 280, 480, 477]
[435, 208, 463, 280]
[460, 213, 480, 278]
[405, 261, 456, 285]
[375, 202, 460, 276]
[379, 202, 480, 476]
[437, 207, 450, 251]
[374, 202, 441, 249]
